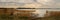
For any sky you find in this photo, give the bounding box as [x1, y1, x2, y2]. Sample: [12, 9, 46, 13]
[0, 0, 60, 8]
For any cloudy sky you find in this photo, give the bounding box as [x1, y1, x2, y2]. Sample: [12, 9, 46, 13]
[0, 0, 60, 8]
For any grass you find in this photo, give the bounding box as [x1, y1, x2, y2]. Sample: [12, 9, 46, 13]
[0, 14, 29, 20]
[0, 14, 60, 20]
